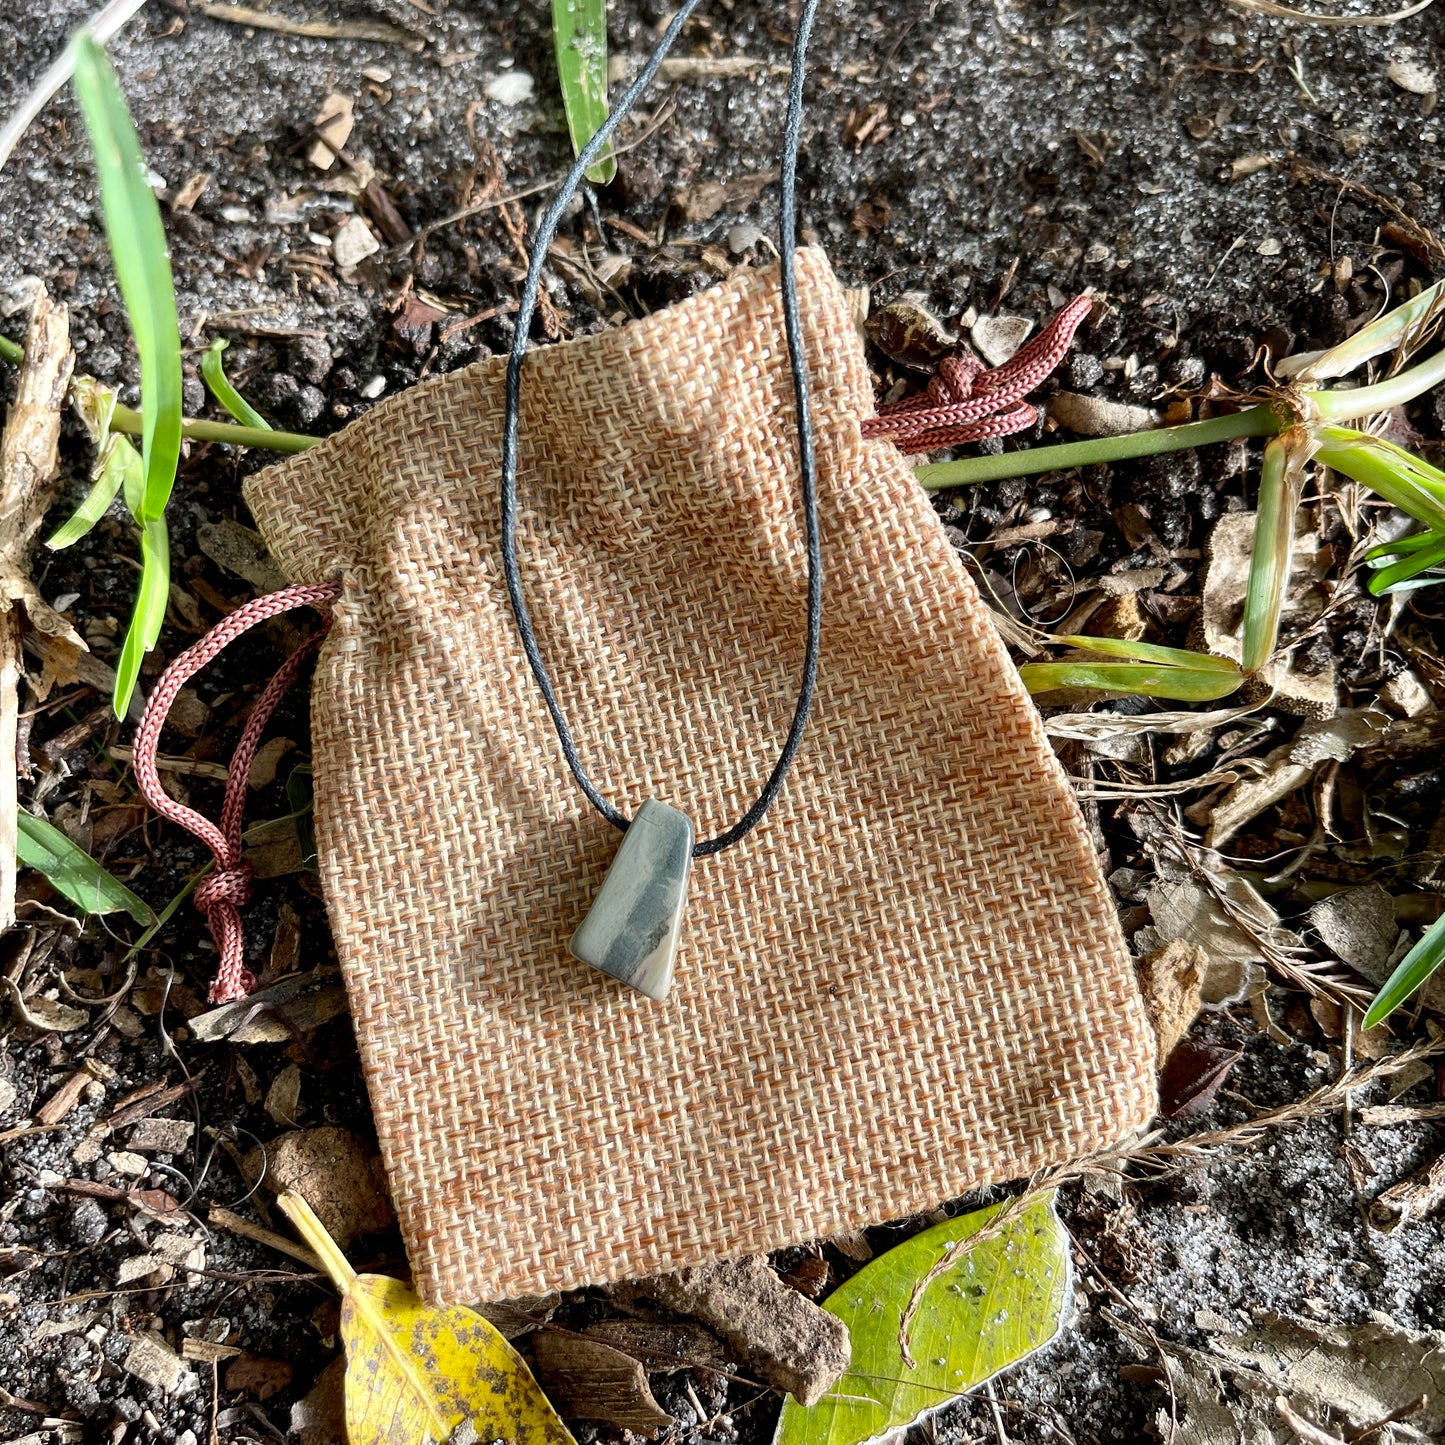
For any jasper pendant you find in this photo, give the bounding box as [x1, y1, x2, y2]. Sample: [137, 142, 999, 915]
[569, 799, 693, 1001]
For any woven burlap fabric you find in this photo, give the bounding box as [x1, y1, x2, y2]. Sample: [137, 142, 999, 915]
[243, 249, 1157, 1305]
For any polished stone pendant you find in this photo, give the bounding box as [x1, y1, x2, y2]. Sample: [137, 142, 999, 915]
[570, 799, 693, 1001]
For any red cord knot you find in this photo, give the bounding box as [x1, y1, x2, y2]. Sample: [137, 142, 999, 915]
[862, 293, 1094, 455]
[195, 859, 256, 914]
[131, 579, 341, 1005]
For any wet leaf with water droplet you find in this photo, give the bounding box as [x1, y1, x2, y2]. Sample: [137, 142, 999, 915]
[773, 1193, 1071, 1445]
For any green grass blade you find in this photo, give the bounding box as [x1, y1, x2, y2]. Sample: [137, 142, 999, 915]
[47, 432, 142, 548]
[1242, 434, 1300, 674]
[1362, 912, 1445, 1028]
[1315, 427, 1445, 531]
[1366, 530, 1445, 594]
[1048, 635, 1241, 673]
[112, 517, 169, 718]
[201, 338, 271, 431]
[552, 0, 615, 185]
[1286, 279, 1445, 383]
[1017, 662, 1245, 702]
[17, 811, 156, 923]
[72, 34, 183, 525]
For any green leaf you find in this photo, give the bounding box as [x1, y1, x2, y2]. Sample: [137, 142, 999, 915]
[1365, 530, 1445, 595]
[552, 0, 615, 185]
[1288, 279, 1445, 383]
[1242, 433, 1303, 674]
[17, 812, 155, 924]
[775, 1195, 1070, 1445]
[1363, 912, 1445, 1028]
[1047, 635, 1240, 673]
[1315, 427, 1445, 532]
[47, 432, 142, 548]
[201, 337, 271, 431]
[71, 34, 183, 526]
[1018, 661, 1245, 702]
[112, 517, 169, 718]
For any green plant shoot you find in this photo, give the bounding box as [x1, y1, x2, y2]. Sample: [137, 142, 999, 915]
[17, 812, 155, 923]
[71, 33, 183, 717]
[553, 0, 615, 185]
[1018, 636, 1243, 703]
[1362, 913, 1445, 1028]
[201, 337, 271, 430]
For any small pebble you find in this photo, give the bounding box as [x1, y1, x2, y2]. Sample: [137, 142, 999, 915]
[333, 215, 381, 271]
[727, 223, 764, 255]
[1388, 50, 1437, 97]
[484, 71, 535, 106]
[68, 1198, 108, 1246]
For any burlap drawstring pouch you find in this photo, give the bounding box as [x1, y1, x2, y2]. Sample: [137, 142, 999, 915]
[211, 248, 1157, 1303]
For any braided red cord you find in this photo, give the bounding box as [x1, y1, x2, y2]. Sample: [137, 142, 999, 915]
[862, 293, 1093, 455]
[132, 580, 343, 1004]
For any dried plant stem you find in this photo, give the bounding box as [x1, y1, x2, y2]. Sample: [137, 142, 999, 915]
[0, 288, 74, 927]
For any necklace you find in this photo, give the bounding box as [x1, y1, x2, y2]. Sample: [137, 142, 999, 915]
[499, 0, 823, 1001]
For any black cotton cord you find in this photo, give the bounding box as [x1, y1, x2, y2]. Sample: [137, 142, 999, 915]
[499, 0, 824, 859]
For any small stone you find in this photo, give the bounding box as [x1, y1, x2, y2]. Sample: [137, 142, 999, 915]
[1388, 50, 1437, 96]
[1047, 392, 1158, 437]
[615, 1255, 849, 1406]
[244, 1127, 395, 1249]
[123, 1334, 186, 1393]
[1256, 237, 1282, 256]
[969, 313, 1032, 367]
[484, 70, 535, 106]
[727, 223, 764, 255]
[128, 1117, 194, 1154]
[332, 215, 381, 271]
[288, 335, 333, 386]
[68, 1198, 109, 1246]
[570, 799, 693, 1001]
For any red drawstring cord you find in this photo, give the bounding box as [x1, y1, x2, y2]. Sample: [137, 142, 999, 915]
[132, 580, 343, 1004]
[861, 293, 1093, 454]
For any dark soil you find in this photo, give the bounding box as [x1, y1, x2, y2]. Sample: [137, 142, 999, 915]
[3, 2, 1445, 1442]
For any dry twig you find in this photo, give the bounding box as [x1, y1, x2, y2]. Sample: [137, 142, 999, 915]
[0, 286, 75, 926]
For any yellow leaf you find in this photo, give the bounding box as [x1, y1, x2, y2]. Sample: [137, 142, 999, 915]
[277, 1191, 577, 1445]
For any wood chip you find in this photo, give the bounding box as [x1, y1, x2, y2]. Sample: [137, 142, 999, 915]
[188, 969, 348, 1044]
[122, 1334, 187, 1393]
[208, 1205, 324, 1271]
[583, 1319, 730, 1373]
[35, 1070, 91, 1127]
[531, 1330, 674, 1434]
[128, 1117, 195, 1154]
[1369, 1151, 1445, 1231]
